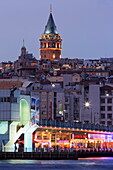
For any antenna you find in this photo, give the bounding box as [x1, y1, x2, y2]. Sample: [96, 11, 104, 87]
[50, 4, 52, 13]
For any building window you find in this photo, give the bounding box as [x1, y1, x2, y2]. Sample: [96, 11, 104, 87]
[65, 105, 68, 110]
[100, 106, 105, 111]
[54, 92, 57, 97]
[41, 98, 46, 102]
[100, 98, 105, 103]
[85, 98, 89, 102]
[101, 114, 105, 119]
[0, 98, 3, 102]
[42, 111, 46, 115]
[65, 97, 68, 102]
[75, 98, 79, 103]
[107, 121, 112, 126]
[107, 114, 112, 119]
[37, 135, 42, 140]
[107, 98, 112, 103]
[42, 92, 46, 95]
[65, 113, 68, 120]
[51, 134, 55, 142]
[12, 97, 17, 103]
[100, 90, 105, 96]
[41, 104, 46, 108]
[101, 121, 105, 125]
[7, 97, 10, 102]
[49, 92, 52, 95]
[74, 113, 79, 119]
[107, 106, 112, 111]
[85, 86, 89, 94]
[4, 98, 7, 102]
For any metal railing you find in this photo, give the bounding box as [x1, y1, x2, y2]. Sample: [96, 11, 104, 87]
[38, 120, 113, 132]
[2, 146, 113, 153]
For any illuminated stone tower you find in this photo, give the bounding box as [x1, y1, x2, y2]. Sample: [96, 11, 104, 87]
[39, 7, 62, 60]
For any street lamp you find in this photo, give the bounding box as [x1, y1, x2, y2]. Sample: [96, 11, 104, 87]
[63, 109, 66, 121]
[51, 83, 55, 88]
[84, 101, 92, 123]
[84, 101, 90, 108]
[106, 93, 109, 97]
[51, 83, 56, 120]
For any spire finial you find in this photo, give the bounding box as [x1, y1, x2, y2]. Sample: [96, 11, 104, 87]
[23, 39, 25, 46]
[50, 4, 52, 13]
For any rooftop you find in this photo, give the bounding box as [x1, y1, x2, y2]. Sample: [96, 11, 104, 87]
[0, 81, 23, 89]
[44, 11, 57, 34]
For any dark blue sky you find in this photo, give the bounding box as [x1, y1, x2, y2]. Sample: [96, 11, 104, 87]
[0, 0, 113, 61]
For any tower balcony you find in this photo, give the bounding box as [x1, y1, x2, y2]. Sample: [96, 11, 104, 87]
[39, 48, 62, 50]
[40, 33, 62, 40]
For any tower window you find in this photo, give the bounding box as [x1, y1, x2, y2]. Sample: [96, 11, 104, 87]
[52, 43, 55, 48]
[44, 43, 46, 48]
[53, 54, 55, 59]
[48, 43, 50, 48]
[41, 43, 43, 48]
[57, 43, 59, 48]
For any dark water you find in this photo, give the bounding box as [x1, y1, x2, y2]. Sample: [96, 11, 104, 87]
[0, 158, 113, 170]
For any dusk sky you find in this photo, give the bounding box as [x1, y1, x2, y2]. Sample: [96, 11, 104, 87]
[0, 0, 113, 61]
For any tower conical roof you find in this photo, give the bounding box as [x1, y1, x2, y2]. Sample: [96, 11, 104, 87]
[44, 13, 57, 34]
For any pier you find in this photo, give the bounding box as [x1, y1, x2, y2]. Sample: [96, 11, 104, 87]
[1, 149, 113, 160]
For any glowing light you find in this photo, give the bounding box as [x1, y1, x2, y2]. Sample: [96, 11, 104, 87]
[85, 102, 90, 107]
[52, 84, 55, 88]
[20, 99, 30, 125]
[58, 141, 69, 143]
[53, 54, 55, 59]
[106, 93, 109, 96]
[40, 48, 62, 50]
[0, 121, 8, 134]
[59, 104, 63, 115]
[31, 63, 38, 66]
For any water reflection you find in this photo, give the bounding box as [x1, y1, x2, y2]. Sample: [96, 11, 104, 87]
[80, 157, 113, 160]
[1, 159, 39, 164]
[0, 158, 113, 170]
